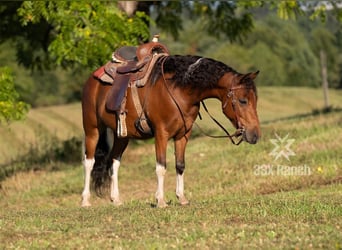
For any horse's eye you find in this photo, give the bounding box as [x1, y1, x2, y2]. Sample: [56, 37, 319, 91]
[238, 98, 248, 106]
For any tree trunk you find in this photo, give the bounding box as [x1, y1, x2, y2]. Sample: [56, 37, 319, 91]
[118, 1, 138, 17]
[320, 50, 330, 109]
[118, 1, 151, 17]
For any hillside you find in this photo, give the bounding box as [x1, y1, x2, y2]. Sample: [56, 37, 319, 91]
[0, 86, 341, 164]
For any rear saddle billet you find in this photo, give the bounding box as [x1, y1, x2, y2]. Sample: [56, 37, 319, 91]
[93, 35, 169, 137]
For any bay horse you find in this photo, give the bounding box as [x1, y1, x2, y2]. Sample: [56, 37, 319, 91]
[81, 55, 261, 208]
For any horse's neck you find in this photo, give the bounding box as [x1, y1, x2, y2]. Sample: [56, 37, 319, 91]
[192, 76, 236, 103]
[192, 87, 224, 103]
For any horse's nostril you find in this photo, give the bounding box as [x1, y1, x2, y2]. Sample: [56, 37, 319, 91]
[252, 133, 258, 144]
[245, 130, 259, 144]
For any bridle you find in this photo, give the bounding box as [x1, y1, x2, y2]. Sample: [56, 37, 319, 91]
[223, 85, 251, 130]
[159, 56, 255, 145]
[198, 85, 255, 145]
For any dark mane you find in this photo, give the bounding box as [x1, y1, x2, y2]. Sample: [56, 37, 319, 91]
[150, 55, 238, 89]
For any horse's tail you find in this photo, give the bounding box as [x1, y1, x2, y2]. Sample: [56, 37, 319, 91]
[91, 128, 113, 196]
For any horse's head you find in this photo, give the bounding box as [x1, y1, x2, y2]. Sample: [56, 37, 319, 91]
[221, 71, 261, 144]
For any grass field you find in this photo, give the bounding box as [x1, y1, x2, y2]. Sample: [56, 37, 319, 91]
[0, 87, 341, 249]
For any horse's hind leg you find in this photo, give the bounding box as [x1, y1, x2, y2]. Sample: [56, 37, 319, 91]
[81, 88, 99, 207]
[110, 134, 129, 206]
[82, 157, 95, 207]
[81, 129, 98, 207]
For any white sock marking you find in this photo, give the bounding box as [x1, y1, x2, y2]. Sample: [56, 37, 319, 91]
[155, 163, 166, 201]
[82, 157, 95, 206]
[110, 159, 121, 203]
[176, 173, 185, 198]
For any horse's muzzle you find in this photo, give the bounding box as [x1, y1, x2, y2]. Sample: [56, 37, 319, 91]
[243, 128, 260, 144]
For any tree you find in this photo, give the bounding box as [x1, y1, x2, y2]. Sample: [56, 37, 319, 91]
[311, 27, 340, 86]
[15, 1, 150, 70]
[0, 67, 30, 123]
[195, 14, 321, 87]
[0, 1, 149, 118]
[2, 1, 341, 71]
[0, 1, 307, 71]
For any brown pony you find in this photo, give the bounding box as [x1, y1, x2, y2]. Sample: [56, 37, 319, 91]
[81, 55, 261, 208]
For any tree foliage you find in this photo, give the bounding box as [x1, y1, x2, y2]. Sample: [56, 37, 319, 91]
[16, 1, 150, 70]
[1, 1, 341, 71]
[165, 13, 341, 88]
[0, 67, 30, 123]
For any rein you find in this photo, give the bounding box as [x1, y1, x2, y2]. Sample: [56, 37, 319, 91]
[197, 101, 244, 145]
[197, 85, 255, 145]
[159, 57, 251, 145]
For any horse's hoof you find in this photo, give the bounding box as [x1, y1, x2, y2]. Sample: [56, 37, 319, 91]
[111, 199, 123, 206]
[81, 201, 92, 207]
[179, 198, 190, 206]
[157, 200, 168, 208]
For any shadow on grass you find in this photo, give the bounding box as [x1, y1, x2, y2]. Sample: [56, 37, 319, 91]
[0, 136, 82, 182]
[262, 106, 342, 125]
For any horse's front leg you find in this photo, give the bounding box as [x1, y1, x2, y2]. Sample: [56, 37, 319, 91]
[110, 159, 122, 206]
[174, 136, 190, 206]
[155, 133, 168, 208]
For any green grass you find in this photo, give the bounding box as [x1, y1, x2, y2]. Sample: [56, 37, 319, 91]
[0, 86, 341, 249]
[0, 169, 341, 249]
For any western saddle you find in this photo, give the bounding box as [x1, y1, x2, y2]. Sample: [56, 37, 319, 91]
[93, 35, 169, 137]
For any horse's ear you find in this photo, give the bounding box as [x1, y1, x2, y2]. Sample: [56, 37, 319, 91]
[240, 70, 259, 83]
[248, 70, 259, 80]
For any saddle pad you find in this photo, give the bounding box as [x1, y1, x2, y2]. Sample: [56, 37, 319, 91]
[93, 66, 105, 79]
[93, 62, 117, 84]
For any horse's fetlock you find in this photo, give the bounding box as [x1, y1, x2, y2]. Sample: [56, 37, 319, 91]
[176, 162, 185, 174]
[81, 193, 91, 207]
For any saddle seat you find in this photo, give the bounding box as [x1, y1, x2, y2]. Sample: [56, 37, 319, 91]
[113, 46, 137, 62]
[113, 40, 169, 74]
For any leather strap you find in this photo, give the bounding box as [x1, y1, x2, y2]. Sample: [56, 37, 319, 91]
[131, 84, 152, 134]
[135, 53, 168, 87]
